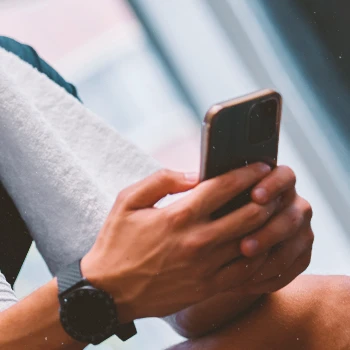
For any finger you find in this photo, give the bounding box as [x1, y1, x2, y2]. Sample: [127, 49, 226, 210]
[251, 165, 296, 204]
[209, 241, 242, 272]
[209, 253, 268, 293]
[243, 224, 314, 284]
[240, 198, 306, 257]
[169, 163, 271, 220]
[240, 249, 312, 294]
[204, 199, 279, 246]
[115, 169, 199, 210]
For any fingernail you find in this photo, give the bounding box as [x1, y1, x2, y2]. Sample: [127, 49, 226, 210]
[184, 172, 199, 183]
[254, 188, 268, 202]
[243, 239, 259, 255]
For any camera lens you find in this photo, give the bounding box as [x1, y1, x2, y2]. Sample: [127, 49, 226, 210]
[248, 99, 277, 144]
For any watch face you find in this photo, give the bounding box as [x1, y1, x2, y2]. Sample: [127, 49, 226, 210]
[60, 286, 117, 343]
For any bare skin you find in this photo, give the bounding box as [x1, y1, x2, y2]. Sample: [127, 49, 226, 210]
[166, 166, 314, 338]
[167, 275, 350, 350]
[0, 279, 86, 349]
[0, 164, 313, 348]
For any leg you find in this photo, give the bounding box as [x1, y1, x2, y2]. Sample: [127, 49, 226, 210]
[168, 275, 350, 350]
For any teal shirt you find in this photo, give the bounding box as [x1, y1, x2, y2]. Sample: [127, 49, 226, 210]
[0, 36, 80, 100]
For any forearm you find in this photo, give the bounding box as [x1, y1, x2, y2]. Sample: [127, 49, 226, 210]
[165, 291, 262, 338]
[0, 278, 87, 350]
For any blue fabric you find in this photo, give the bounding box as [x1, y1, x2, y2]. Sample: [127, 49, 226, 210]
[0, 36, 80, 100]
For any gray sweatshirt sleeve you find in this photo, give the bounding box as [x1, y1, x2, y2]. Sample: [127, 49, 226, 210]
[0, 272, 17, 312]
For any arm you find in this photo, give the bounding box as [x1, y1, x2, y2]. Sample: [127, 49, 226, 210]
[166, 166, 314, 338]
[0, 279, 86, 350]
[0, 166, 275, 347]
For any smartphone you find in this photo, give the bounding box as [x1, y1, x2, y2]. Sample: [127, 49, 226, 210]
[200, 89, 282, 219]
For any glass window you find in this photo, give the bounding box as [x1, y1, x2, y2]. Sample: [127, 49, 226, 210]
[259, 0, 350, 151]
[128, 0, 350, 275]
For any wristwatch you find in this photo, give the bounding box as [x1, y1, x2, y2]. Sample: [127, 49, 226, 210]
[56, 259, 137, 345]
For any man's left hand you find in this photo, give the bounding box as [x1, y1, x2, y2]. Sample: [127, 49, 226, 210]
[236, 165, 314, 294]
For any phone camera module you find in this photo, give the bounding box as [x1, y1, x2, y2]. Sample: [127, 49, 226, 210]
[248, 99, 277, 144]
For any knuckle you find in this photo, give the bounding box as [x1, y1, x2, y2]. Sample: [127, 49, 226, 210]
[163, 209, 179, 228]
[286, 166, 297, 184]
[168, 205, 196, 227]
[157, 169, 175, 185]
[279, 165, 297, 185]
[302, 199, 313, 221]
[286, 205, 304, 228]
[180, 205, 197, 222]
[115, 189, 129, 206]
[182, 235, 205, 258]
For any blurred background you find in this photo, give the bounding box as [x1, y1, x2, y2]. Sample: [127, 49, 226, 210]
[1, 0, 349, 349]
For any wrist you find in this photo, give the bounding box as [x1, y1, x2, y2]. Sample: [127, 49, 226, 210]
[80, 253, 137, 323]
[57, 258, 138, 344]
[0, 278, 85, 350]
[80, 253, 105, 291]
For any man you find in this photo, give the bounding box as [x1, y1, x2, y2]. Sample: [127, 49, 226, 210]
[0, 37, 314, 349]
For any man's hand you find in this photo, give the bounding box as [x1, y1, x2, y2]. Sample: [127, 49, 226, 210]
[81, 163, 277, 323]
[237, 165, 314, 294]
[166, 165, 314, 338]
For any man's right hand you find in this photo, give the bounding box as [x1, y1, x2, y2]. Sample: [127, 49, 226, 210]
[81, 163, 276, 323]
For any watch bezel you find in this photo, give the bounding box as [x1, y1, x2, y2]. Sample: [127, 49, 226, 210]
[59, 284, 118, 345]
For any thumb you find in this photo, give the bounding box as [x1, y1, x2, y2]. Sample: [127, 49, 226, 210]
[118, 169, 199, 209]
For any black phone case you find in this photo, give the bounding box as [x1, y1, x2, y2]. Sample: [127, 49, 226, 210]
[202, 93, 281, 219]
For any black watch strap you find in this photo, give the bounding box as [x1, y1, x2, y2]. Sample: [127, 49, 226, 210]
[57, 259, 83, 293]
[57, 259, 137, 341]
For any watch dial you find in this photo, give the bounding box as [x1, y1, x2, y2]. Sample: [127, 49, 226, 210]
[61, 286, 117, 338]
